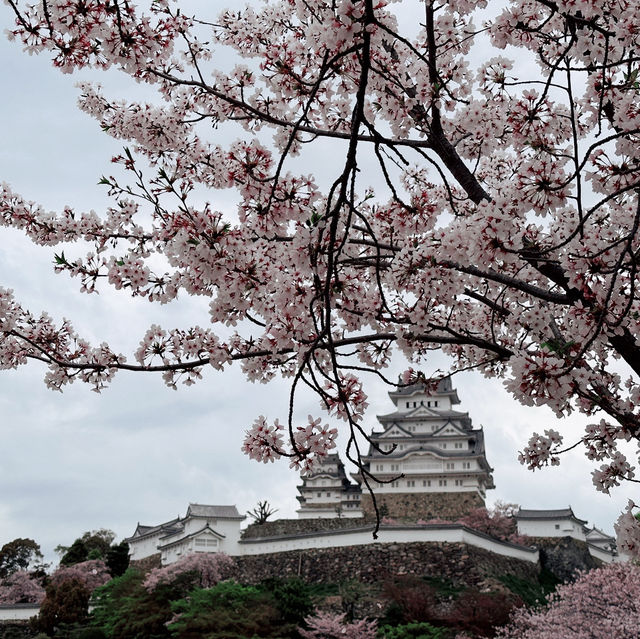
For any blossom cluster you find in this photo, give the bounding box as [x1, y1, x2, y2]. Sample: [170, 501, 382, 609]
[242, 415, 337, 473]
[143, 552, 234, 592]
[1, 0, 639, 496]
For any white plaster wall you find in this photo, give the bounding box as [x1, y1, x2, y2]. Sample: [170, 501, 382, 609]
[0, 605, 40, 621]
[128, 533, 163, 560]
[587, 544, 617, 564]
[237, 526, 539, 563]
[517, 519, 586, 540]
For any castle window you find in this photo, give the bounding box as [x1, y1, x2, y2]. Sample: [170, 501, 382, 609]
[406, 401, 411, 408]
[375, 464, 384, 472]
[423, 480, 431, 487]
[442, 443, 447, 449]
[454, 442, 463, 448]
[391, 463, 400, 471]
[463, 462, 471, 469]
[439, 479, 447, 486]
[391, 481, 399, 488]
[407, 480, 415, 487]
[317, 492, 322, 497]
[455, 479, 463, 486]
[446, 462, 455, 469]
[434, 401, 438, 407]
[326, 492, 331, 497]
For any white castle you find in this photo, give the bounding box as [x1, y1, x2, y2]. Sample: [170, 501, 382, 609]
[123, 381, 621, 567]
[297, 379, 494, 520]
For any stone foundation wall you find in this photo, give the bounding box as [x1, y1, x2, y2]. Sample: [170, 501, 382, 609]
[242, 518, 364, 539]
[130, 552, 162, 571]
[361, 492, 485, 521]
[234, 541, 538, 587]
[528, 537, 598, 582]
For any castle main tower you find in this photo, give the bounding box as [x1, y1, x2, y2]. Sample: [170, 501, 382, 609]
[353, 379, 494, 520]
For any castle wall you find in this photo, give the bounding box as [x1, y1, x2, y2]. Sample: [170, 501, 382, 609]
[234, 540, 538, 586]
[361, 491, 485, 520]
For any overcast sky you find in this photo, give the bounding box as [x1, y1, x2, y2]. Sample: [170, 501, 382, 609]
[0, 1, 636, 566]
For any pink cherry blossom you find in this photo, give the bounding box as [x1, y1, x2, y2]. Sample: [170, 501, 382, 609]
[0, 0, 639, 521]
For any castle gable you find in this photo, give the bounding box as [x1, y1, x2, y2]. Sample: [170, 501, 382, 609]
[432, 421, 468, 438]
[379, 423, 413, 438]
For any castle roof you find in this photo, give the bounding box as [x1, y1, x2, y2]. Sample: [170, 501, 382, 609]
[516, 507, 587, 525]
[186, 504, 245, 520]
[388, 378, 460, 404]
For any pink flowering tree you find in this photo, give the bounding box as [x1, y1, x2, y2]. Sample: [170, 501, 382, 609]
[143, 552, 234, 592]
[458, 502, 529, 545]
[0, 569, 45, 604]
[495, 563, 640, 639]
[299, 611, 377, 639]
[2, 1, 640, 533]
[50, 559, 111, 594]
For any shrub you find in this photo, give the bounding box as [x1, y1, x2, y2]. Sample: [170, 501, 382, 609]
[378, 621, 450, 639]
[260, 577, 314, 625]
[446, 589, 521, 637]
[382, 576, 439, 624]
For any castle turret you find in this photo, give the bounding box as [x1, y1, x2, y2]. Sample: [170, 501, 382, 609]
[296, 454, 363, 518]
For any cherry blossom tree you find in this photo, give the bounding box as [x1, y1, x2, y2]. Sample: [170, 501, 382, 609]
[50, 559, 112, 593]
[299, 611, 377, 639]
[0, 569, 45, 604]
[458, 502, 529, 545]
[142, 552, 234, 592]
[2, 1, 640, 533]
[495, 563, 640, 639]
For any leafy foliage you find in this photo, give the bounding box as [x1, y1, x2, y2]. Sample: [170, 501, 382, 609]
[261, 577, 315, 626]
[37, 577, 91, 636]
[378, 622, 450, 639]
[90, 568, 174, 639]
[105, 542, 129, 578]
[59, 531, 116, 567]
[0, 538, 43, 578]
[498, 573, 556, 607]
[168, 581, 288, 639]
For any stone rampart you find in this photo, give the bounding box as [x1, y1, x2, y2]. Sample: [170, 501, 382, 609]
[242, 518, 363, 539]
[361, 491, 485, 520]
[234, 540, 538, 586]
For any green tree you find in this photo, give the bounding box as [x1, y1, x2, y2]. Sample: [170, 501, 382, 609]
[168, 581, 286, 639]
[91, 568, 182, 639]
[59, 540, 88, 567]
[105, 542, 129, 578]
[59, 530, 117, 566]
[37, 577, 91, 636]
[261, 577, 314, 626]
[0, 538, 43, 578]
